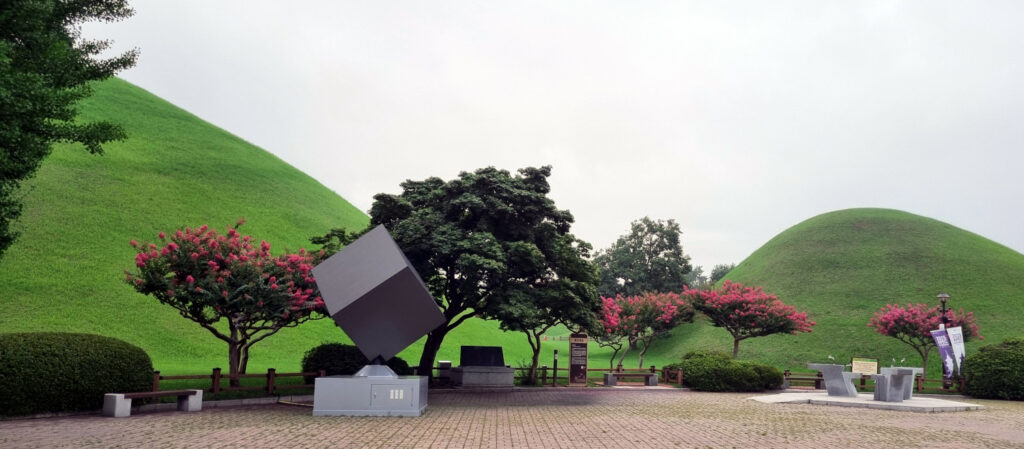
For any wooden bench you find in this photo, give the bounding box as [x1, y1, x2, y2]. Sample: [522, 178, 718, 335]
[603, 372, 658, 386]
[103, 389, 203, 417]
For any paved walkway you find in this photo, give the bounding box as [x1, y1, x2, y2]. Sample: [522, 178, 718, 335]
[1, 388, 1022, 448]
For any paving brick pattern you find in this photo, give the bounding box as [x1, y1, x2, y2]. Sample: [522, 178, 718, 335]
[1, 389, 1022, 448]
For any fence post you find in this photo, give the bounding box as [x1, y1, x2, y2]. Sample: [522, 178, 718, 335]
[616, 363, 623, 373]
[541, 365, 548, 385]
[860, 375, 867, 391]
[814, 371, 823, 389]
[553, 349, 559, 387]
[649, 365, 656, 374]
[152, 371, 161, 392]
[212, 367, 222, 394]
[266, 368, 276, 395]
[676, 368, 684, 386]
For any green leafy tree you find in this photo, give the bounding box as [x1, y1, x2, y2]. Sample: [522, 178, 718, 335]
[593, 217, 693, 298]
[709, 263, 735, 284]
[1, 0, 137, 259]
[684, 265, 708, 289]
[368, 166, 597, 376]
[487, 232, 600, 384]
[126, 222, 325, 385]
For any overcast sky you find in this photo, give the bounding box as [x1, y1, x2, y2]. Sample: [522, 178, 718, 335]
[83, 0, 1024, 271]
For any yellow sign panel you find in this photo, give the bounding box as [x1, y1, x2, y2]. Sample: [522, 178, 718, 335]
[850, 357, 878, 375]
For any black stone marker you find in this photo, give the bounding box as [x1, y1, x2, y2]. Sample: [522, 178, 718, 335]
[460, 346, 505, 367]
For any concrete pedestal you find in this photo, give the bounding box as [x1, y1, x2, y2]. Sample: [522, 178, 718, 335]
[312, 375, 428, 417]
[451, 366, 515, 387]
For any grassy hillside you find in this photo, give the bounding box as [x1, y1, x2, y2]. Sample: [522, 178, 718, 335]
[639, 208, 1024, 374]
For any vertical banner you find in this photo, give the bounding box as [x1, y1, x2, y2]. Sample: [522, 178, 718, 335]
[569, 333, 589, 384]
[946, 326, 966, 371]
[931, 328, 956, 379]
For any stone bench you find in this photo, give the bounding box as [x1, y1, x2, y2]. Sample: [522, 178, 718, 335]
[807, 363, 859, 397]
[103, 389, 202, 417]
[603, 372, 658, 386]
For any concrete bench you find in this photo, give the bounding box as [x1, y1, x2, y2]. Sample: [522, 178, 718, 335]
[603, 372, 658, 386]
[103, 389, 202, 417]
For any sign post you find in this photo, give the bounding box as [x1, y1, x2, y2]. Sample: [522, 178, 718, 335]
[569, 333, 588, 384]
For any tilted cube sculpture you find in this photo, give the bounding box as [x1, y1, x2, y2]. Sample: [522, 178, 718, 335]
[311, 225, 445, 416]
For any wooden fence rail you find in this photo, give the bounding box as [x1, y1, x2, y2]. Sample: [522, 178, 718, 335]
[153, 366, 963, 394]
[153, 368, 326, 394]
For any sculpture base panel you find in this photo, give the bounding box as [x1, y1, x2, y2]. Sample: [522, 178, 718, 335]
[313, 375, 428, 417]
[451, 366, 515, 387]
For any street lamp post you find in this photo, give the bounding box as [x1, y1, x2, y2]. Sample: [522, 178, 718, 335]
[937, 293, 951, 388]
[937, 293, 950, 330]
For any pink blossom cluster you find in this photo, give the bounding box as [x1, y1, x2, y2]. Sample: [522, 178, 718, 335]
[125, 222, 325, 320]
[868, 303, 981, 340]
[683, 280, 815, 338]
[599, 292, 693, 337]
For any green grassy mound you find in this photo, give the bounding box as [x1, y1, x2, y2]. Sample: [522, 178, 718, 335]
[0, 78, 559, 374]
[637, 208, 1024, 374]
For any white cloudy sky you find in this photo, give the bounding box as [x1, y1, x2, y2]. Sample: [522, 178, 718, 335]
[83, 0, 1024, 270]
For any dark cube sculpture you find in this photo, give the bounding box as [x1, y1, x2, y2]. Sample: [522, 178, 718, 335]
[310, 225, 445, 416]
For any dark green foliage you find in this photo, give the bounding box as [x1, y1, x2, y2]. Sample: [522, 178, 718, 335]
[368, 166, 599, 377]
[301, 343, 413, 383]
[709, 263, 736, 284]
[678, 350, 781, 392]
[0, 0, 137, 259]
[962, 337, 1024, 400]
[740, 361, 784, 390]
[0, 332, 152, 416]
[593, 217, 693, 297]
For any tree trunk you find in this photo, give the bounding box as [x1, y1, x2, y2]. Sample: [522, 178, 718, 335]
[528, 336, 542, 385]
[240, 344, 250, 374]
[917, 347, 931, 380]
[637, 335, 652, 368]
[417, 327, 448, 379]
[732, 338, 741, 359]
[227, 341, 242, 388]
[608, 347, 620, 370]
[617, 344, 632, 369]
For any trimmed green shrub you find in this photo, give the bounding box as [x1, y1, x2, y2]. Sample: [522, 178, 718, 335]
[678, 350, 782, 392]
[744, 362, 784, 390]
[0, 333, 153, 416]
[962, 337, 1024, 400]
[679, 350, 732, 391]
[301, 343, 413, 383]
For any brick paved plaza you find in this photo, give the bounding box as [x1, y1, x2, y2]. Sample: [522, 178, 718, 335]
[2, 388, 1022, 448]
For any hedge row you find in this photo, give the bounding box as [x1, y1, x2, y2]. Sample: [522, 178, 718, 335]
[0, 333, 153, 416]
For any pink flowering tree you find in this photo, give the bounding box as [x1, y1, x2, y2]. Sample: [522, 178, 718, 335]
[868, 303, 981, 378]
[125, 221, 326, 385]
[684, 281, 815, 358]
[598, 292, 695, 369]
